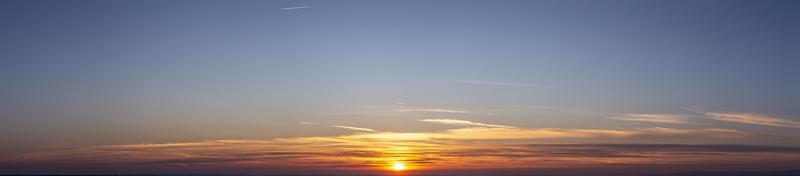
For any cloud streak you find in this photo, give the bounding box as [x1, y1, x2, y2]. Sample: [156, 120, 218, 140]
[705, 112, 800, 128]
[610, 114, 690, 124]
[632, 127, 750, 138]
[280, 6, 310, 10]
[0, 119, 784, 174]
[2, 130, 793, 174]
[420, 119, 514, 128]
[396, 108, 472, 114]
[430, 127, 750, 140]
[332, 125, 378, 132]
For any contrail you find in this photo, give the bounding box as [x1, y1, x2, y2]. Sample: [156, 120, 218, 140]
[332, 125, 377, 132]
[281, 6, 309, 10]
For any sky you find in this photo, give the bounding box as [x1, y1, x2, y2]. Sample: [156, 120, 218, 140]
[1, 0, 799, 175]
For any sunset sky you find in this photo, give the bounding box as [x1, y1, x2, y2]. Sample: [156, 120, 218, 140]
[1, 0, 799, 175]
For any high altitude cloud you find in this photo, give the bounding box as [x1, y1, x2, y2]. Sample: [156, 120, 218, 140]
[0, 126, 788, 174]
[4, 118, 759, 173]
[419, 119, 514, 128]
[705, 112, 800, 128]
[633, 127, 750, 138]
[610, 114, 690, 124]
[396, 108, 472, 114]
[432, 127, 750, 140]
[332, 125, 377, 132]
[0, 119, 765, 174]
[280, 6, 309, 10]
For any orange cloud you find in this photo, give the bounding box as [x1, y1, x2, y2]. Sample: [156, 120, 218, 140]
[2, 124, 771, 174]
[332, 125, 378, 132]
[1, 119, 791, 174]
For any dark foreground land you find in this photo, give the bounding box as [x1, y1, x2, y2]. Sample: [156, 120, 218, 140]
[3, 170, 800, 176]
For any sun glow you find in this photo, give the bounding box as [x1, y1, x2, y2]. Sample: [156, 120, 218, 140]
[391, 161, 406, 171]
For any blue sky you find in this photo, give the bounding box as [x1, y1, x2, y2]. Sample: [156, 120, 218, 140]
[1, 0, 799, 174]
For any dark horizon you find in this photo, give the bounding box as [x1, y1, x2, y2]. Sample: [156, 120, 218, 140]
[3, 170, 800, 176]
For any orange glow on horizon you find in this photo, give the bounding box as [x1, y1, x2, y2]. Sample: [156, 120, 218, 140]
[8, 126, 800, 173]
[391, 161, 406, 171]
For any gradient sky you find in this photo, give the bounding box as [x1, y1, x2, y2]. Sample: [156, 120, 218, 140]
[1, 0, 799, 175]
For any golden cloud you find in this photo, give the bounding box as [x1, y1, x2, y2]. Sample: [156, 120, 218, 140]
[2, 123, 778, 174]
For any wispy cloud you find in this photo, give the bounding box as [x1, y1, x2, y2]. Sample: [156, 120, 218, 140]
[300, 122, 318, 125]
[396, 108, 471, 114]
[280, 6, 310, 10]
[633, 127, 750, 138]
[430, 127, 750, 140]
[610, 114, 690, 124]
[0, 117, 771, 174]
[3, 126, 784, 173]
[705, 112, 800, 128]
[453, 80, 543, 88]
[420, 119, 514, 128]
[332, 125, 378, 132]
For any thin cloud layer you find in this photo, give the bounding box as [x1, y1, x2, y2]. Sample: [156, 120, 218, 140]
[610, 114, 690, 124]
[435, 127, 750, 140]
[1, 120, 771, 174]
[1, 129, 792, 174]
[633, 127, 750, 138]
[706, 112, 800, 128]
[280, 6, 309, 10]
[420, 119, 514, 128]
[332, 125, 378, 132]
[396, 109, 472, 114]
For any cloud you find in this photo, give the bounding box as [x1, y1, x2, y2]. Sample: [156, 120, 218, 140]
[610, 114, 690, 124]
[3, 130, 792, 173]
[430, 127, 749, 140]
[338, 127, 631, 142]
[633, 127, 750, 138]
[443, 143, 800, 159]
[0, 118, 770, 173]
[396, 108, 472, 114]
[332, 125, 378, 132]
[300, 122, 318, 125]
[280, 6, 309, 10]
[420, 119, 514, 128]
[705, 112, 800, 128]
[437, 127, 633, 139]
[453, 80, 543, 88]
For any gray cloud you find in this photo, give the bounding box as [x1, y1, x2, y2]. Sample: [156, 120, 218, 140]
[610, 114, 690, 124]
[420, 119, 514, 128]
[396, 108, 472, 114]
[705, 112, 800, 128]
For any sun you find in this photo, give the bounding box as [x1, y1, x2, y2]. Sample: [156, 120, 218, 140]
[391, 161, 406, 171]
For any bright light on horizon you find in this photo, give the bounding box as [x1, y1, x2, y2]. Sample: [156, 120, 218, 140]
[391, 161, 406, 171]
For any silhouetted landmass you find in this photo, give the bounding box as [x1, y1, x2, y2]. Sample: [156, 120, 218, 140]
[3, 170, 800, 176]
[649, 170, 800, 176]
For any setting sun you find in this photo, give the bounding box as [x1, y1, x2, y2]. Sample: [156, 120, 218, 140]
[2, 1, 799, 176]
[391, 162, 406, 171]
